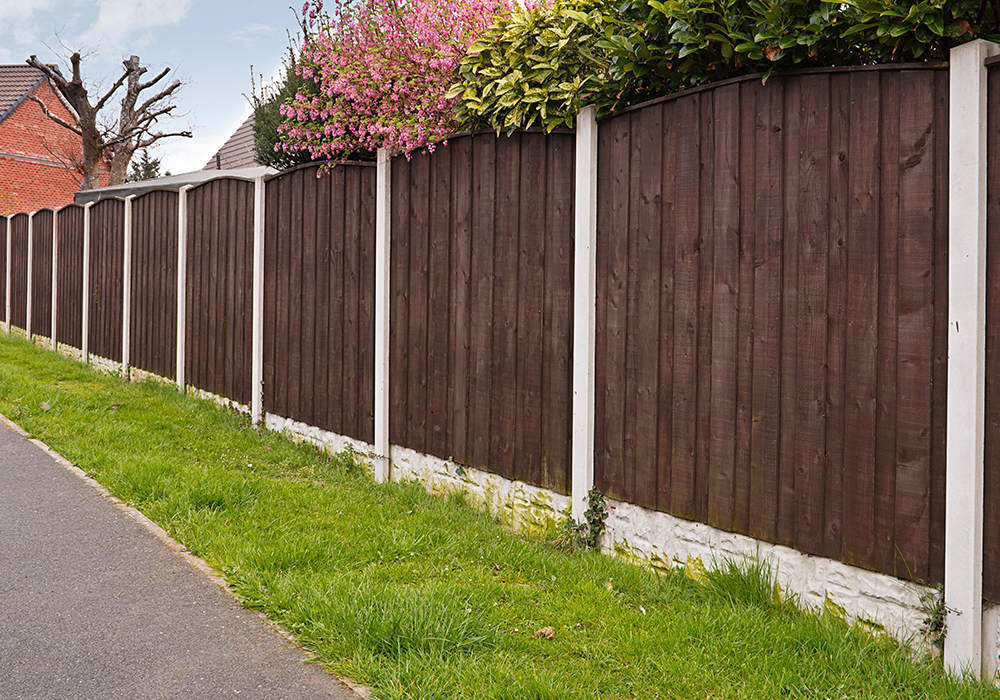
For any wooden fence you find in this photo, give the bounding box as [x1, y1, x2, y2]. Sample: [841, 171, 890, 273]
[56, 205, 84, 348]
[984, 59, 1000, 602]
[264, 164, 375, 443]
[30, 210, 53, 336]
[0, 217, 6, 325]
[390, 132, 575, 493]
[595, 65, 949, 586]
[6, 57, 1000, 606]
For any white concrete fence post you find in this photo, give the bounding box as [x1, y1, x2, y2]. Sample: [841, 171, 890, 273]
[121, 195, 134, 379]
[51, 209, 58, 350]
[81, 203, 92, 364]
[251, 177, 266, 424]
[177, 186, 190, 391]
[572, 105, 599, 523]
[373, 149, 392, 484]
[945, 38, 1000, 679]
[25, 212, 33, 338]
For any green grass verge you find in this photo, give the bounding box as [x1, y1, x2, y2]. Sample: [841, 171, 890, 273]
[0, 333, 996, 700]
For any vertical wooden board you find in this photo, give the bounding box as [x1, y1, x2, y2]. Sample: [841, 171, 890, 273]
[407, 153, 430, 453]
[0, 217, 6, 324]
[300, 174, 319, 424]
[874, 71, 900, 576]
[515, 132, 546, 487]
[328, 167, 347, 434]
[776, 77, 800, 548]
[894, 69, 936, 583]
[427, 144, 452, 460]
[360, 166, 377, 443]
[389, 160, 408, 445]
[670, 95, 701, 520]
[841, 72, 881, 571]
[263, 179, 278, 413]
[467, 135, 495, 470]
[823, 73, 851, 561]
[707, 84, 741, 530]
[594, 120, 611, 495]
[206, 183, 223, 395]
[186, 190, 201, 392]
[695, 95, 716, 525]
[31, 211, 53, 335]
[11, 215, 27, 329]
[490, 134, 521, 480]
[987, 65, 1000, 596]
[929, 69, 948, 586]
[792, 75, 831, 556]
[313, 171, 332, 432]
[343, 166, 362, 439]
[599, 114, 631, 501]
[622, 113, 642, 506]
[733, 80, 758, 534]
[288, 172, 306, 419]
[543, 133, 574, 494]
[749, 83, 784, 542]
[238, 183, 253, 403]
[656, 104, 678, 513]
[986, 65, 1000, 595]
[448, 137, 473, 465]
[274, 175, 293, 417]
[223, 184, 239, 401]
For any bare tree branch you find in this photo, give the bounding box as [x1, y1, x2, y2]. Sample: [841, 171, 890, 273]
[27, 96, 82, 135]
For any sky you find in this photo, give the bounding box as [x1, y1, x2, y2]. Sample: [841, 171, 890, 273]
[0, 0, 303, 174]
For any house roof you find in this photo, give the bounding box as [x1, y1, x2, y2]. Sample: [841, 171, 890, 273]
[0, 65, 48, 124]
[203, 113, 259, 170]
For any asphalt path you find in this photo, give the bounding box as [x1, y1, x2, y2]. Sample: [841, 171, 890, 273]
[0, 419, 362, 700]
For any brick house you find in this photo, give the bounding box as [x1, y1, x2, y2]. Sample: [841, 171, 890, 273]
[0, 64, 107, 215]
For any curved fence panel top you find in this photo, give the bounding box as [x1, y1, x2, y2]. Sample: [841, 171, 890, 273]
[594, 63, 948, 586]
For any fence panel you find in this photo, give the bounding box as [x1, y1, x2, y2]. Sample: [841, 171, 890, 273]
[0, 217, 6, 324]
[595, 65, 948, 586]
[263, 163, 375, 443]
[131, 190, 178, 380]
[88, 198, 125, 362]
[55, 205, 84, 348]
[186, 178, 253, 404]
[390, 132, 574, 494]
[30, 210, 54, 337]
[984, 60, 1000, 601]
[9, 213, 28, 330]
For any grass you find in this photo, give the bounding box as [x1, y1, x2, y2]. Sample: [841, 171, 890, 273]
[0, 332, 996, 700]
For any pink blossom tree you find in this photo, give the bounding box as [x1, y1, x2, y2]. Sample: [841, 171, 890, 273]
[277, 0, 522, 162]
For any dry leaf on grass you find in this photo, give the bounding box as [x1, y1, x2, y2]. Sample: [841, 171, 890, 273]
[533, 626, 555, 640]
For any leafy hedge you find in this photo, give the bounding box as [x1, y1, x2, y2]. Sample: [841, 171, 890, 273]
[452, 0, 1000, 133]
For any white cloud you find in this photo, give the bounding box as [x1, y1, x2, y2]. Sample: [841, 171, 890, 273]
[226, 23, 278, 47]
[0, 0, 55, 24]
[79, 0, 192, 49]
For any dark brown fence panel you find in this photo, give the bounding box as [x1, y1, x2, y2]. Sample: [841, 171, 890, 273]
[30, 210, 54, 337]
[186, 178, 253, 404]
[595, 66, 948, 586]
[131, 190, 178, 379]
[390, 132, 574, 494]
[55, 205, 85, 348]
[0, 217, 6, 325]
[9, 213, 28, 330]
[263, 164, 375, 443]
[984, 61, 1000, 602]
[88, 198, 125, 362]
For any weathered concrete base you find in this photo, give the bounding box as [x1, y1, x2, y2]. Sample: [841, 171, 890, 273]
[604, 499, 934, 647]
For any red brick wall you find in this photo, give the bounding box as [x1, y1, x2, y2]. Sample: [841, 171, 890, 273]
[0, 81, 108, 215]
